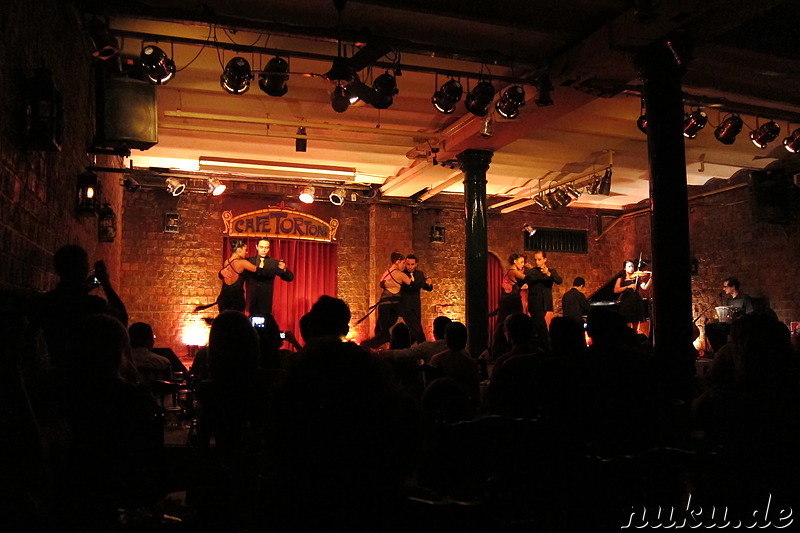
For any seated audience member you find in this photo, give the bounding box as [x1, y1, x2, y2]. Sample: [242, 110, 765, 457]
[300, 295, 352, 345]
[270, 338, 417, 531]
[128, 322, 171, 381]
[380, 316, 452, 364]
[32, 245, 128, 368]
[53, 314, 162, 530]
[549, 316, 587, 358]
[430, 322, 481, 410]
[389, 322, 412, 349]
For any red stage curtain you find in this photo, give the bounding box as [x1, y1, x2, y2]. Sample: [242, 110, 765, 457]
[487, 253, 503, 343]
[222, 238, 338, 342]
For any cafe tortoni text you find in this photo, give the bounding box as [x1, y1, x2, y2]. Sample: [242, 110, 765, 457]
[223, 207, 339, 242]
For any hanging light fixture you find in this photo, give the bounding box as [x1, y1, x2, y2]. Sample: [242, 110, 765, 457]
[97, 203, 117, 242]
[495, 85, 526, 119]
[598, 167, 613, 195]
[258, 56, 289, 97]
[140, 45, 176, 84]
[370, 71, 398, 109]
[552, 187, 572, 207]
[683, 109, 707, 139]
[586, 175, 601, 195]
[298, 186, 315, 204]
[220, 57, 253, 95]
[750, 121, 781, 149]
[165, 177, 185, 196]
[783, 127, 800, 153]
[330, 84, 351, 113]
[77, 171, 100, 214]
[565, 183, 582, 200]
[533, 194, 548, 209]
[464, 80, 495, 117]
[714, 114, 743, 145]
[432, 78, 463, 114]
[295, 127, 307, 152]
[208, 178, 226, 196]
[123, 176, 140, 192]
[329, 186, 346, 206]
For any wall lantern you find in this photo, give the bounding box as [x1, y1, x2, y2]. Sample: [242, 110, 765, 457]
[430, 224, 446, 244]
[98, 203, 117, 242]
[77, 171, 100, 215]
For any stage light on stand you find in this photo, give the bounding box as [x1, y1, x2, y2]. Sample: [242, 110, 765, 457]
[298, 186, 315, 204]
[432, 79, 463, 114]
[683, 109, 707, 139]
[208, 178, 226, 196]
[495, 85, 526, 119]
[220, 57, 253, 95]
[714, 114, 743, 145]
[750, 121, 780, 148]
[465, 80, 495, 117]
[258, 56, 289, 96]
[165, 177, 185, 196]
[784, 128, 800, 153]
[140, 45, 176, 84]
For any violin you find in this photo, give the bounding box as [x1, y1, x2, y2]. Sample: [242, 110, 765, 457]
[631, 270, 651, 277]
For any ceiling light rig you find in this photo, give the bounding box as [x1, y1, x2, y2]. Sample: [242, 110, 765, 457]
[495, 85, 526, 119]
[465, 80, 496, 117]
[220, 57, 254, 95]
[208, 178, 226, 196]
[750, 120, 781, 149]
[258, 56, 289, 96]
[683, 109, 708, 138]
[140, 45, 175, 84]
[783, 127, 800, 153]
[298, 185, 315, 204]
[165, 177, 186, 196]
[432, 78, 463, 114]
[329, 186, 346, 206]
[714, 114, 743, 145]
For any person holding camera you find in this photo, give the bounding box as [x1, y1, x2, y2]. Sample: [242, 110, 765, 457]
[33, 244, 128, 368]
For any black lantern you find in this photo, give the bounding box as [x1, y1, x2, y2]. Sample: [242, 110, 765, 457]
[77, 171, 100, 215]
[98, 203, 117, 242]
[430, 224, 446, 244]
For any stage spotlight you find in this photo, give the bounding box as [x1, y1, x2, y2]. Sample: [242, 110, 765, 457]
[533, 194, 547, 209]
[208, 178, 226, 196]
[123, 177, 140, 192]
[714, 114, 743, 145]
[370, 71, 398, 109]
[495, 85, 526, 119]
[783, 128, 800, 153]
[165, 177, 185, 196]
[543, 191, 560, 209]
[432, 79, 463, 114]
[296, 127, 307, 152]
[258, 56, 289, 97]
[750, 121, 780, 149]
[220, 57, 253, 95]
[522, 223, 537, 236]
[598, 167, 613, 195]
[565, 183, 582, 199]
[637, 114, 648, 134]
[140, 45, 175, 84]
[552, 187, 572, 207]
[331, 84, 351, 113]
[298, 186, 315, 204]
[683, 109, 707, 139]
[464, 80, 495, 117]
[329, 186, 346, 206]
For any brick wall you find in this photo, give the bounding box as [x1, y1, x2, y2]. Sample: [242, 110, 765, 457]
[0, 1, 125, 297]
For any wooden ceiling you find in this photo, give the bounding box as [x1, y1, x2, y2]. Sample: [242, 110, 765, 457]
[82, 0, 800, 210]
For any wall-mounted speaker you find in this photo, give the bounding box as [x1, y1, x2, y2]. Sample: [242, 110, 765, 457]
[94, 70, 157, 151]
[750, 168, 792, 225]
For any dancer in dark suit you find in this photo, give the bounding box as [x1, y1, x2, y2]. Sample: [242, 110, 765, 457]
[244, 238, 294, 316]
[400, 254, 433, 344]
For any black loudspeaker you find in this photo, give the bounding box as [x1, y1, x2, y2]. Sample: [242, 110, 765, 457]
[94, 71, 158, 151]
[749, 168, 792, 224]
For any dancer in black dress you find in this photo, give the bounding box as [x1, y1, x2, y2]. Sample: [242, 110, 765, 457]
[216, 239, 257, 312]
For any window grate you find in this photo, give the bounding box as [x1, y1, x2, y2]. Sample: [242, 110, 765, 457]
[524, 228, 588, 254]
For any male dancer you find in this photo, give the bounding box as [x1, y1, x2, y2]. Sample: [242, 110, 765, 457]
[524, 250, 562, 340]
[400, 254, 433, 344]
[244, 238, 294, 316]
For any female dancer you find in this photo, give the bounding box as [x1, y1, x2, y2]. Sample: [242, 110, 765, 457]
[492, 253, 529, 357]
[613, 259, 652, 332]
[216, 239, 257, 312]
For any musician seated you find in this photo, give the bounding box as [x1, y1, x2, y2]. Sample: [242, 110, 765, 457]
[705, 277, 755, 354]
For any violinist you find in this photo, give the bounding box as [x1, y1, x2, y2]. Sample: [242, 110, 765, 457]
[613, 259, 652, 332]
